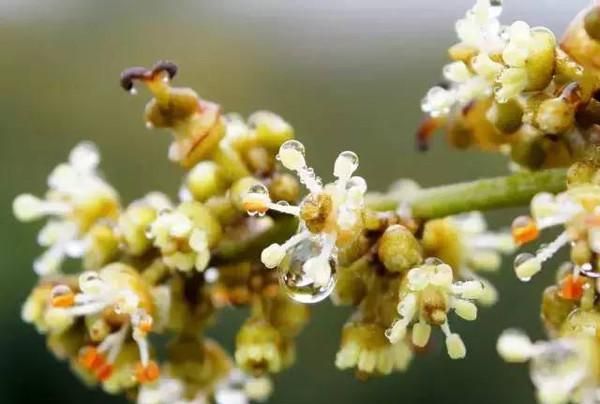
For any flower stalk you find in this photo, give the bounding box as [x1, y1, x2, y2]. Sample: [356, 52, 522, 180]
[367, 168, 567, 218]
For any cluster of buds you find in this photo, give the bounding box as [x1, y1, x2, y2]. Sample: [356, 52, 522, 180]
[418, 0, 600, 171]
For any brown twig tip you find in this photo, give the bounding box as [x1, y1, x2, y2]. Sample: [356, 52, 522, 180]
[119, 60, 178, 93]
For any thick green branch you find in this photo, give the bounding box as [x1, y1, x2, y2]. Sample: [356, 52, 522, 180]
[367, 168, 567, 219]
[213, 168, 567, 264]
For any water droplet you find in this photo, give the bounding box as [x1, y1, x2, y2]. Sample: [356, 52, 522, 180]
[50, 284, 74, 307]
[145, 121, 154, 129]
[79, 271, 103, 294]
[424, 257, 444, 266]
[334, 151, 359, 179]
[129, 87, 138, 95]
[277, 140, 306, 171]
[51, 285, 72, 300]
[530, 340, 586, 399]
[489, 0, 503, 18]
[513, 252, 537, 282]
[279, 140, 305, 157]
[248, 183, 268, 195]
[278, 237, 336, 304]
[347, 176, 367, 194]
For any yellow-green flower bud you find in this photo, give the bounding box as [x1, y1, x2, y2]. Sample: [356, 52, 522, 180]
[584, 6, 600, 41]
[377, 225, 422, 273]
[486, 99, 523, 134]
[185, 161, 227, 202]
[84, 224, 119, 270]
[541, 285, 576, 334]
[268, 173, 300, 204]
[249, 111, 294, 151]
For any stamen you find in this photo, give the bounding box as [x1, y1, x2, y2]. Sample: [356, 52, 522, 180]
[50, 285, 75, 308]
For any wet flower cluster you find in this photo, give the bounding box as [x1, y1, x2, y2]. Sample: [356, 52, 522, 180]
[15, 1, 600, 403]
[14, 58, 518, 403]
[419, 0, 600, 171]
[499, 159, 600, 404]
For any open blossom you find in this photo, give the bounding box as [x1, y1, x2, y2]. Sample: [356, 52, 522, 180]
[421, 0, 556, 119]
[385, 259, 485, 359]
[497, 330, 598, 404]
[511, 186, 599, 283]
[242, 140, 367, 302]
[495, 21, 556, 102]
[454, 0, 504, 54]
[49, 263, 162, 384]
[147, 201, 222, 273]
[13, 142, 120, 275]
[421, 54, 503, 118]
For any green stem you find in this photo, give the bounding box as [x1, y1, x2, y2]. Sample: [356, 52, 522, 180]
[212, 168, 567, 264]
[212, 215, 298, 264]
[367, 168, 567, 219]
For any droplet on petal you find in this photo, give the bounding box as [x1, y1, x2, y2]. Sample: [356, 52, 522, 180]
[278, 237, 336, 304]
[489, 0, 503, 18]
[333, 151, 359, 180]
[277, 140, 306, 171]
[79, 271, 103, 295]
[513, 253, 541, 281]
[243, 183, 270, 216]
[511, 215, 539, 245]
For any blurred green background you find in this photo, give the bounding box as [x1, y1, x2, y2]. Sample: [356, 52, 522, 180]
[0, 0, 589, 402]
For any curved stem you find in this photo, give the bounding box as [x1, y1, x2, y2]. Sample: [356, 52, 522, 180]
[367, 168, 567, 219]
[212, 168, 567, 264]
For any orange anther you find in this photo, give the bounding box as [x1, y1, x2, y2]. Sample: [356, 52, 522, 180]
[511, 216, 539, 246]
[78, 346, 105, 370]
[559, 274, 585, 300]
[95, 363, 113, 381]
[50, 285, 75, 308]
[242, 200, 269, 215]
[138, 317, 153, 334]
[135, 360, 160, 383]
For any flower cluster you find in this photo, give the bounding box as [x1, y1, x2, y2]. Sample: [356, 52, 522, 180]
[498, 330, 599, 404]
[418, 0, 600, 171]
[13, 142, 120, 275]
[16, 1, 600, 399]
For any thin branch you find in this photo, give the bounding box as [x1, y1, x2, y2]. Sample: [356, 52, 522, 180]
[212, 168, 567, 264]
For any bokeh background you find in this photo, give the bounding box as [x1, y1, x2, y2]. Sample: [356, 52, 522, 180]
[0, 0, 589, 402]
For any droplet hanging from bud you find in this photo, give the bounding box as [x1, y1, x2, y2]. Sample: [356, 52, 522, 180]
[333, 151, 359, 180]
[277, 140, 306, 171]
[243, 183, 270, 216]
[513, 252, 540, 281]
[277, 236, 336, 304]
